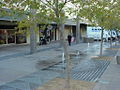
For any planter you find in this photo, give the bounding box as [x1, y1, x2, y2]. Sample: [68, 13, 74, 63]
[83, 37, 94, 43]
[0, 40, 5, 44]
[116, 56, 120, 65]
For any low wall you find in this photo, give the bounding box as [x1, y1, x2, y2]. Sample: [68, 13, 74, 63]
[83, 37, 94, 43]
[116, 48, 120, 65]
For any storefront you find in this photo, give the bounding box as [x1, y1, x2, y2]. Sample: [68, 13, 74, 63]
[39, 24, 57, 44]
[0, 19, 87, 45]
[0, 21, 26, 45]
[0, 29, 15, 44]
[38, 21, 87, 44]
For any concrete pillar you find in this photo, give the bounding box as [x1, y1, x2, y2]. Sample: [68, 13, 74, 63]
[15, 33, 16, 44]
[5, 30, 8, 44]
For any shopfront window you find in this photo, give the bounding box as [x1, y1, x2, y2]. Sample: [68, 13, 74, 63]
[0, 29, 26, 45]
[0, 30, 6, 44]
[16, 33, 26, 44]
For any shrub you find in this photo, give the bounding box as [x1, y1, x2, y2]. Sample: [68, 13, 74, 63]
[0, 40, 5, 44]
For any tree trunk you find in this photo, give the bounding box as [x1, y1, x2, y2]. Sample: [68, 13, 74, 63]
[59, 29, 63, 47]
[59, 23, 71, 89]
[115, 30, 119, 38]
[110, 30, 112, 46]
[76, 19, 80, 44]
[100, 28, 104, 56]
[29, 8, 37, 54]
[115, 30, 119, 44]
[30, 24, 37, 54]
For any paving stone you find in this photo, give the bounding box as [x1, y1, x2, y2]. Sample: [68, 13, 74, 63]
[5, 80, 31, 90]
[1, 42, 116, 90]
[0, 85, 22, 90]
[91, 56, 114, 61]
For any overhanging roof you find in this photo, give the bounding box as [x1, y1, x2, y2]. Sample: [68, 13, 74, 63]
[51, 19, 88, 26]
[0, 9, 88, 26]
[0, 8, 27, 21]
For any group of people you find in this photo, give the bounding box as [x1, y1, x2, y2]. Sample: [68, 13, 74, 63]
[39, 34, 75, 46]
[39, 36, 50, 45]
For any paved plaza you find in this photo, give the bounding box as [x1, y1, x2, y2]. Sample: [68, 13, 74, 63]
[0, 41, 120, 90]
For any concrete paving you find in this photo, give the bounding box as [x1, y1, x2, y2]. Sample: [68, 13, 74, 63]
[93, 45, 120, 90]
[0, 43, 61, 86]
[0, 41, 119, 90]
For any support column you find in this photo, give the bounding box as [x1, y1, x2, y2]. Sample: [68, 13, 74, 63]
[76, 20, 80, 44]
[5, 30, 8, 44]
[15, 33, 16, 44]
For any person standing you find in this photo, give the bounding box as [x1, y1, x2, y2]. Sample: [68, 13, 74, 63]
[67, 34, 72, 46]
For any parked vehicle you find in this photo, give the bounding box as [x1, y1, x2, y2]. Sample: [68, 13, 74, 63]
[87, 27, 117, 41]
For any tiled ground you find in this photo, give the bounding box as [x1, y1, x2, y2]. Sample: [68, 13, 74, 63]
[0, 71, 60, 90]
[0, 42, 119, 90]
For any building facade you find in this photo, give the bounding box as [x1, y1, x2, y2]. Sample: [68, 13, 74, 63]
[0, 19, 87, 45]
[0, 20, 27, 44]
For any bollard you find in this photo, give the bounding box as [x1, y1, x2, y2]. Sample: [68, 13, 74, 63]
[62, 52, 65, 67]
[76, 50, 80, 58]
[116, 56, 120, 65]
[77, 51, 80, 55]
[88, 43, 90, 47]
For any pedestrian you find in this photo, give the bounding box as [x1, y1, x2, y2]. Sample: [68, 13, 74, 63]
[67, 34, 72, 46]
[71, 36, 75, 42]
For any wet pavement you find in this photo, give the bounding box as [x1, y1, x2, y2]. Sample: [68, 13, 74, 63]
[0, 43, 60, 61]
[0, 41, 118, 90]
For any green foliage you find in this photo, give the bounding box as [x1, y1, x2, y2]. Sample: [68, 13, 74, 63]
[69, 0, 120, 32]
[1, 0, 72, 32]
[0, 0, 52, 36]
[2, 0, 120, 34]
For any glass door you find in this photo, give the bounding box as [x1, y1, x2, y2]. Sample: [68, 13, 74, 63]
[0, 30, 6, 44]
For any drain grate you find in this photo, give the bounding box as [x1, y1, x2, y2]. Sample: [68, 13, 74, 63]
[92, 56, 114, 61]
[71, 60, 110, 82]
[44, 60, 110, 82]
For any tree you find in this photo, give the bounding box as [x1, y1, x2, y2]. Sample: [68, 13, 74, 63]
[75, 0, 117, 55]
[1, 0, 49, 54]
[1, 0, 73, 88]
[67, 0, 92, 44]
[92, 0, 120, 55]
[103, 1, 120, 45]
[39, 0, 73, 89]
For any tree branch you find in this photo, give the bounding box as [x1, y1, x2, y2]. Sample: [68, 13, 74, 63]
[59, 0, 71, 13]
[40, 0, 55, 10]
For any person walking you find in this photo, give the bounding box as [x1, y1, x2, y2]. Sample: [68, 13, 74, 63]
[67, 34, 72, 46]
